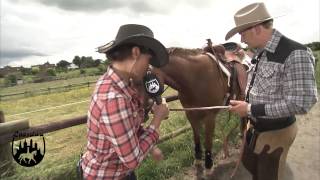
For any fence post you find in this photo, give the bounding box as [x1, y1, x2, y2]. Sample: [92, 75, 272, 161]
[87, 82, 90, 88]
[0, 111, 15, 177]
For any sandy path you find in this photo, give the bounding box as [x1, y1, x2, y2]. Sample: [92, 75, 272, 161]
[171, 100, 320, 180]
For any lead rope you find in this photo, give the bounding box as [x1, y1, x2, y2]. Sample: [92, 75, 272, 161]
[169, 106, 229, 111]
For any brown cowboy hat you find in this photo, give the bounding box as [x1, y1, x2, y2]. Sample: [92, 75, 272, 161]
[225, 2, 273, 40]
[97, 24, 168, 67]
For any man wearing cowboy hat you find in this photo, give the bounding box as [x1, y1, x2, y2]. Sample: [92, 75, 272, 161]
[81, 24, 169, 180]
[228, 2, 317, 180]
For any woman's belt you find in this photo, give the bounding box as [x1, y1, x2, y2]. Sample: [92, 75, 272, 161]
[249, 116, 296, 132]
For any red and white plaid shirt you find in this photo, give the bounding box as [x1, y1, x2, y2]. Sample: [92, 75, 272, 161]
[81, 67, 159, 180]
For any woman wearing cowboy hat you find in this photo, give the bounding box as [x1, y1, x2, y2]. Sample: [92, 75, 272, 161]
[81, 24, 170, 180]
[228, 2, 317, 180]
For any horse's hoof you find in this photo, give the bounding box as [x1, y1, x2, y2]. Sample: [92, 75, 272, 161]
[223, 152, 230, 159]
[204, 167, 214, 178]
[193, 159, 202, 166]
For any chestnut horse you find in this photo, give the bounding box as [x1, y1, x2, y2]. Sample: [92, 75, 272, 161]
[153, 47, 246, 173]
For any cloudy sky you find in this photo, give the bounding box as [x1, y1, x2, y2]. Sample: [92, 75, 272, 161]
[0, 0, 319, 67]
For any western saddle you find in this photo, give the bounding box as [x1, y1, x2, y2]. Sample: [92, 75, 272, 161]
[203, 39, 248, 103]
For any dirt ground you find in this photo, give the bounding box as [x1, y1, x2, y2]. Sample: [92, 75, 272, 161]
[173, 100, 320, 180]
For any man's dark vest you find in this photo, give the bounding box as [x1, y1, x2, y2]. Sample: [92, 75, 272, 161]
[246, 36, 308, 132]
[266, 36, 307, 64]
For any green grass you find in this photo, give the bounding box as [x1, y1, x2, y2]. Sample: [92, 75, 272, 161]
[0, 88, 92, 125]
[22, 75, 36, 84]
[56, 68, 101, 79]
[0, 78, 5, 85]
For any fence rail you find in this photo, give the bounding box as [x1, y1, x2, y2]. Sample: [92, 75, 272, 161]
[0, 95, 179, 144]
[0, 81, 96, 101]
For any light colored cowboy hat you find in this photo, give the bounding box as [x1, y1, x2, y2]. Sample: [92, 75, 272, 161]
[97, 24, 168, 67]
[225, 2, 273, 40]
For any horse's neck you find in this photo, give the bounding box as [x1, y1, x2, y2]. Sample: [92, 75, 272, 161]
[163, 54, 228, 93]
[161, 56, 192, 90]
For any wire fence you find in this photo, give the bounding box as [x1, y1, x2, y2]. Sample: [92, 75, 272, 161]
[0, 81, 96, 101]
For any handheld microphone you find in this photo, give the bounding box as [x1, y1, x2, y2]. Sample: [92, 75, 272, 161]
[143, 71, 164, 105]
[251, 54, 260, 64]
[251, 58, 257, 64]
[251, 50, 264, 64]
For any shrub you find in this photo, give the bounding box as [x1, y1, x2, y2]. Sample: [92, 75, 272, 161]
[80, 69, 86, 74]
[46, 68, 56, 76]
[4, 74, 17, 86]
[98, 64, 107, 73]
[31, 67, 40, 75]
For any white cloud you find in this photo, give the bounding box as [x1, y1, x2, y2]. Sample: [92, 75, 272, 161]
[0, 0, 319, 67]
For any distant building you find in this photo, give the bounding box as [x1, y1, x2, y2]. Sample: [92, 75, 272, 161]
[0, 66, 22, 76]
[68, 63, 78, 70]
[31, 61, 56, 71]
[41, 62, 56, 70]
[16, 76, 24, 85]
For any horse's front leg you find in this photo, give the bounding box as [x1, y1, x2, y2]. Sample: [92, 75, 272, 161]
[186, 112, 202, 165]
[190, 121, 202, 166]
[204, 113, 217, 174]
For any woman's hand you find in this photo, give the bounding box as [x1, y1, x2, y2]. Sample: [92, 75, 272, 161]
[150, 146, 164, 162]
[150, 100, 169, 131]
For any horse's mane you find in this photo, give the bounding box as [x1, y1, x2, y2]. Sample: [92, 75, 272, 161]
[167, 47, 203, 58]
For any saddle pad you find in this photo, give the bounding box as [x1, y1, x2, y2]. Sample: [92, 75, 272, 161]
[206, 52, 231, 87]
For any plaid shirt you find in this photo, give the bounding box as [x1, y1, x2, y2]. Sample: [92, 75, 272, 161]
[81, 67, 159, 180]
[247, 29, 318, 119]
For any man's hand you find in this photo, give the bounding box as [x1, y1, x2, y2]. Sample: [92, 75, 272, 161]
[150, 146, 164, 162]
[229, 100, 249, 118]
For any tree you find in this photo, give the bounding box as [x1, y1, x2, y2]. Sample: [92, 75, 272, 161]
[305, 42, 320, 51]
[98, 64, 107, 73]
[73, 56, 81, 68]
[20, 67, 32, 75]
[94, 59, 102, 67]
[56, 60, 71, 70]
[103, 59, 111, 66]
[78, 56, 96, 68]
[80, 56, 87, 68]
